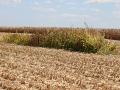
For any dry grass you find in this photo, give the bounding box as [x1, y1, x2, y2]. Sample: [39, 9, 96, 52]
[0, 27, 120, 40]
[101, 29, 120, 40]
[1, 30, 116, 54]
[0, 40, 120, 90]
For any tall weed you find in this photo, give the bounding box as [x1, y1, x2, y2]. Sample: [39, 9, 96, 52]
[2, 30, 116, 54]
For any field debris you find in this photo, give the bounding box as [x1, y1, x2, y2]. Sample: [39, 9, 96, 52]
[0, 42, 120, 90]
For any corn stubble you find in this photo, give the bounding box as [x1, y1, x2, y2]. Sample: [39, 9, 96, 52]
[0, 42, 120, 90]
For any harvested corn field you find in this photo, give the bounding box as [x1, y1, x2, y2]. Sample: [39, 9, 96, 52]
[0, 42, 120, 90]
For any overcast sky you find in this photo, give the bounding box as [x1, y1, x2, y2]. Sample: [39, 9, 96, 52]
[0, 0, 120, 28]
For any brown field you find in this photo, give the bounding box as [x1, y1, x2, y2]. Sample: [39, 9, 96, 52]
[0, 28, 120, 90]
[0, 27, 120, 40]
[0, 38, 120, 90]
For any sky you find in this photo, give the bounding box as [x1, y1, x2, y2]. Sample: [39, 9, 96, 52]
[0, 0, 120, 28]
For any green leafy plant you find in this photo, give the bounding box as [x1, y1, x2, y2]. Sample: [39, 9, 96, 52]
[2, 34, 30, 45]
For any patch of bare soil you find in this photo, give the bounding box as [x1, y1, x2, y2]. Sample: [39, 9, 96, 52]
[0, 42, 120, 90]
